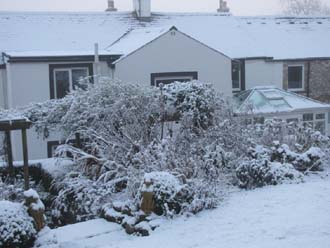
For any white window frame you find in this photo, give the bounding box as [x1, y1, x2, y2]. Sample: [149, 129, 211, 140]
[53, 67, 89, 99]
[302, 112, 327, 134]
[287, 64, 304, 91]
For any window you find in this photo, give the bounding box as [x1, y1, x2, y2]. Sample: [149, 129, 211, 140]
[232, 62, 241, 91]
[50, 64, 93, 99]
[302, 113, 326, 134]
[315, 113, 326, 133]
[288, 65, 304, 90]
[286, 118, 299, 124]
[151, 72, 198, 86]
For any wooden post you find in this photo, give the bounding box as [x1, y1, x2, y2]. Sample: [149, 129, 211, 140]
[5, 131, 14, 176]
[75, 132, 82, 149]
[21, 128, 29, 190]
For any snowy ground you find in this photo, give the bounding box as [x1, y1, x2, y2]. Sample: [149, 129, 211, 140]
[36, 174, 330, 248]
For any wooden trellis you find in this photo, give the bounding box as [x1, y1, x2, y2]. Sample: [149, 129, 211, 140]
[0, 118, 32, 190]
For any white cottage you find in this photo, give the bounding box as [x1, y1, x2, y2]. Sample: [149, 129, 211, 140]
[1, 0, 330, 160]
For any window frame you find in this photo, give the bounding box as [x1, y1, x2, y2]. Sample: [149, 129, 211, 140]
[287, 64, 304, 91]
[232, 61, 241, 92]
[150, 72, 198, 86]
[49, 63, 93, 99]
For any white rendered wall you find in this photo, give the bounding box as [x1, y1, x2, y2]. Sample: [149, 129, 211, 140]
[115, 30, 232, 96]
[7, 61, 110, 160]
[0, 69, 7, 108]
[245, 60, 283, 90]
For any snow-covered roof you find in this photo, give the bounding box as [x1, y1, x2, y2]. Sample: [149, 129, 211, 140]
[1, 11, 330, 63]
[234, 86, 330, 115]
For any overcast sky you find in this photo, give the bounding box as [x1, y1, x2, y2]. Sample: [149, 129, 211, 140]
[0, 0, 330, 16]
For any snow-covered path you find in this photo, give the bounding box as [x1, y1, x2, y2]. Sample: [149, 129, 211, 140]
[36, 176, 330, 248]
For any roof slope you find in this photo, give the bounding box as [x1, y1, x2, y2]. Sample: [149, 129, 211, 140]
[1, 11, 330, 61]
[235, 86, 330, 114]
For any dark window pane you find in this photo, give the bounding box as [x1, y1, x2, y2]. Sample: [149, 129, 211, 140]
[72, 68, 88, 90]
[232, 62, 240, 89]
[288, 66, 303, 89]
[303, 113, 313, 121]
[316, 113, 325, 120]
[315, 121, 325, 134]
[55, 70, 70, 98]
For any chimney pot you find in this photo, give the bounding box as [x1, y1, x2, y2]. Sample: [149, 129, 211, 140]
[218, 0, 230, 13]
[133, 0, 151, 19]
[106, 0, 117, 12]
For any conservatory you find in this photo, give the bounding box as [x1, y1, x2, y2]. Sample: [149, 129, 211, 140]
[234, 86, 330, 136]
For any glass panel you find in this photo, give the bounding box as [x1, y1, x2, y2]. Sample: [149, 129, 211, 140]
[253, 117, 265, 124]
[55, 70, 70, 99]
[286, 118, 299, 123]
[72, 68, 89, 90]
[232, 62, 240, 89]
[315, 121, 326, 134]
[316, 113, 325, 120]
[303, 113, 313, 121]
[288, 66, 303, 89]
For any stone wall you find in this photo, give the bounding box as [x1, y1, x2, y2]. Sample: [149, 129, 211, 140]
[309, 60, 330, 103]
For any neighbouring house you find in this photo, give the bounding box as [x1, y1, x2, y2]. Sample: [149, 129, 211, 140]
[234, 87, 330, 135]
[0, 0, 330, 160]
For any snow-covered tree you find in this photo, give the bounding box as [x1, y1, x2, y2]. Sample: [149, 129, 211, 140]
[281, 0, 330, 15]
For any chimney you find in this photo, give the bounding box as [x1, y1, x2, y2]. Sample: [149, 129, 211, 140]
[133, 0, 151, 19]
[217, 0, 230, 13]
[106, 0, 117, 12]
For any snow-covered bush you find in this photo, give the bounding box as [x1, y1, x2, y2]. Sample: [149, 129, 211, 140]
[163, 81, 219, 130]
[139, 172, 193, 216]
[50, 172, 115, 226]
[270, 143, 324, 172]
[0, 200, 37, 248]
[236, 159, 303, 189]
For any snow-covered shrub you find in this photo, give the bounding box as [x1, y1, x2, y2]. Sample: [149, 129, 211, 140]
[0, 200, 37, 248]
[139, 172, 193, 216]
[50, 172, 115, 226]
[236, 159, 303, 189]
[270, 143, 324, 172]
[0, 180, 25, 202]
[163, 81, 219, 130]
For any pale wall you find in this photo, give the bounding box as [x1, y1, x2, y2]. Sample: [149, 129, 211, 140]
[7, 61, 110, 160]
[115, 30, 232, 96]
[245, 60, 283, 90]
[0, 69, 7, 108]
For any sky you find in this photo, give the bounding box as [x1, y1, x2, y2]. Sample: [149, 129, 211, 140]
[0, 0, 329, 16]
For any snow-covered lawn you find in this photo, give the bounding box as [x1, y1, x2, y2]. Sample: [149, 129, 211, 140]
[36, 175, 330, 248]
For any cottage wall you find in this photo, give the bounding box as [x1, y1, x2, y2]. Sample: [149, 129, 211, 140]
[245, 60, 283, 89]
[0, 69, 7, 108]
[115, 30, 232, 96]
[6, 61, 111, 160]
[309, 59, 330, 103]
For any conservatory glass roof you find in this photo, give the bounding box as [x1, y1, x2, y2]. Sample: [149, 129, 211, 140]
[234, 86, 330, 115]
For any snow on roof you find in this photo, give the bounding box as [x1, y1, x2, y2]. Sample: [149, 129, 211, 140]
[1, 11, 330, 61]
[106, 25, 174, 62]
[235, 86, 330, 115]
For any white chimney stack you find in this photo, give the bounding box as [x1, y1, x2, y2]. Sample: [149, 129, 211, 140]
[133, 0, 151, 19]
[106, 0, 117, 12]
[217, 0, 230, 13]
